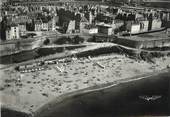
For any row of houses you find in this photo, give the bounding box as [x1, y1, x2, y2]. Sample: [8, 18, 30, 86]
[61, 4, 165, 35]
[126, 18, 162, 34]
[67, 14, 163, 36]
[3, 18, 164, 41]
[3, 15, 58, 40]
[1, 2, 169, 41]
[64, 16, 163, 36]
[34, 16, 57, 31]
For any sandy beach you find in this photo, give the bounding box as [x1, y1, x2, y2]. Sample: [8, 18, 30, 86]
[1, 50, 170, 114]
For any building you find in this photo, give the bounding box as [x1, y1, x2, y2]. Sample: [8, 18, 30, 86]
[79, 16, 89, 33]
[89, 28, 98, 34]
[97, 24, 113, 35]
[50, 15, 59, 31]
[160, 11, 170, 21]
[135, 13, 144, 20]
[81, 24, 98, 34]
[48, 18, 56, 31]
[34, 14, 59, 31]
[85, 11, 93, 24]
[10, 16, 29, 35]
[11, 15, 32, 24]
[18, 23, 27, 36]
[6, 25, 20, 40]
[126, 21, 140, 34]
[34, 20, 43, 31]
[42, 22, 48, 31]
[4, 11, 17, 16]
[34, 19, 49, 31]
[139, 19, 149, 32]
[112, 19, 124, 30]
[66, 20, 75, 34]
[150, 19, 162, 30]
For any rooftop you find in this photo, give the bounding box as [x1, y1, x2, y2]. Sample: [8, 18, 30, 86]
[97, 23, 112, 28]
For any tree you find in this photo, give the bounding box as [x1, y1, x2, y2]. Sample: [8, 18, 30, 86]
[43, 38, 50, 45]
[0, 17, 7, 40]
[87, 35, 96, 42]
[72, 35, 85, 44]
[26, 20, 35, 31]
[54, 36, 70, 45]
[92, 35, 96, 42]
[15, 41, 21, 50]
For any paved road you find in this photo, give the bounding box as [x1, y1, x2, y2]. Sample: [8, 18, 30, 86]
[0, 33, 90, 45]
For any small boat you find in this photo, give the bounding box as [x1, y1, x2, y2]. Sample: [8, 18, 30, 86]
[139, 95, 162, 101]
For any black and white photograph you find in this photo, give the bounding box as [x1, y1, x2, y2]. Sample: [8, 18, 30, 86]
[0, 0, 170, 117]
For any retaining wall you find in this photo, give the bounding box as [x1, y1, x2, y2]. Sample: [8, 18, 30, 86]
[117, 37, 170, 49]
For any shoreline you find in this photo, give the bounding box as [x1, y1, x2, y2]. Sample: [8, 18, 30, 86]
[1, 67, 169, 117]
[34, 68, 169, 116]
